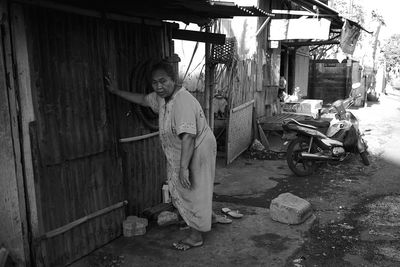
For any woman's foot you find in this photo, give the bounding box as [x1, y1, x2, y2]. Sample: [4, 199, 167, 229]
[173, 228, 203, 251]
[172, 239, 203, 251]
[187, 227, 203, 243]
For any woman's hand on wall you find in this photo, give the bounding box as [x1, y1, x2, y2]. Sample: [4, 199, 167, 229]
[179, 167, 191, 189]
[104, 73, 117, 94]
[104, 73, 147, 106]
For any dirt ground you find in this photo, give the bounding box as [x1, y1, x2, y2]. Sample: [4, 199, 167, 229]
[72, 89, 400, 267]
[284, 89, 400, 267]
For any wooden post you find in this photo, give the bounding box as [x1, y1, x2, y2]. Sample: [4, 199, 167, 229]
[345, 58, 353, 97]
[204, 25, 211, 126]
[284, 50, 289, 94]
[310, 57, 316, 99]
[208, 64, 215, 132]
[0, 2, 31, 266]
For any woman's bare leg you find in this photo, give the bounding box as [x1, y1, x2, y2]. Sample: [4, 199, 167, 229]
[186, 227, 203, 243]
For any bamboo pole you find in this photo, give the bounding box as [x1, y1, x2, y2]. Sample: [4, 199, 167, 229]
[119, 132, 159, 143]
[204, 25, 211, 125]
[208, 64, 215, 132]
[38, 200, 128, 240]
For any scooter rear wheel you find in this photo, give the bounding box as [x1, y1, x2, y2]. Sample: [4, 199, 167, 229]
[286, 137, 317, 176]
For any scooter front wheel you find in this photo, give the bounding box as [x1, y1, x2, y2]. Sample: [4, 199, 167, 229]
[286, 137, 317, 176]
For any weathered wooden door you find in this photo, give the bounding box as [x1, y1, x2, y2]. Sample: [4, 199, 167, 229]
[294, 47, 310, 97]
[11, 3, 168, 266]
[309, 60, 347, 103]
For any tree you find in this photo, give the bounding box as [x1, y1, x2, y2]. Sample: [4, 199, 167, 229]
[381, 34, 400, 79]
[331, 0, 365, 25]
[310, 0, 365, 59]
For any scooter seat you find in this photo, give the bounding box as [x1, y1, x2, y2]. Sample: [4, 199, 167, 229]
[297, 119, 330, 129]
[283, 118, 318, 129]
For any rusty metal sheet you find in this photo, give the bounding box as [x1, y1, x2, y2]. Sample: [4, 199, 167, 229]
[226, 100, 254, 164]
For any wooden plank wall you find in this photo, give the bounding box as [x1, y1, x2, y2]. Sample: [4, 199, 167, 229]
[257, 0, 283, 118]
[109, 20, 169, 214]
[309, 60, 347, 104]
[21, 4, 168, 266]
[226, 100, 254, 164]
[294, 47, 310, 97]
[217, 59, 258, 110]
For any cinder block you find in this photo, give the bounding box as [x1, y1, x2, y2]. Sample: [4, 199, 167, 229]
[269, 193, 313, 224]
[123, 216, 148, 237]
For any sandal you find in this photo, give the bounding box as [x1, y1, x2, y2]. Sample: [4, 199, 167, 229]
[221, 207, 243, 219]
[172, 240, 203, 251]
[212, 214, 232, 224]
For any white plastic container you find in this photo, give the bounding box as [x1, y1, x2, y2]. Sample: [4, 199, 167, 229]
[162, 184, 171, 203]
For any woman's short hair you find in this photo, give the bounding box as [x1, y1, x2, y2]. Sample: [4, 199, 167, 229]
[151, 61, 176, 82]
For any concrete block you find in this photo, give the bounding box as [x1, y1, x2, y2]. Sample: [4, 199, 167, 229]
[123, 216, 148, 237]
[269, 193, 313, 225]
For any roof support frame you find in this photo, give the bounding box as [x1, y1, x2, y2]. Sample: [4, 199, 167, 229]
[282, 33, 341, 47]
[172, 29, 226, 45]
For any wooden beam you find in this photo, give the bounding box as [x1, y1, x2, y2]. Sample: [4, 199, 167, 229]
[282, 40, 340, 47]
[172, 29, 226, 45]
[271, 9, 337, 17]
[255, 17, 271, 36]
[14, 0, 163, 26]
[232, 100, 255, 113]
[272, 9, 317, 16]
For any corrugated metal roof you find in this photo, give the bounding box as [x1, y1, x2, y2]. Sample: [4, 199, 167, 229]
[288, 0, 369, 33]
[289, 0, 342, 30]
[38, 0, 272, 25]
[241, 5, 274, 17]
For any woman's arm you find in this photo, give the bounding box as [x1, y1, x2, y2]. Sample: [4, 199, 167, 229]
[179, 133, 195, 189]
[105, 75, 148, 106]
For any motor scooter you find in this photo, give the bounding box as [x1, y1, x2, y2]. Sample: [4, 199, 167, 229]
[282, 94, 369, 176]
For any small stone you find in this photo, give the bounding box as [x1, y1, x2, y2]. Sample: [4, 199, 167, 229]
[250, 139, 265, 151]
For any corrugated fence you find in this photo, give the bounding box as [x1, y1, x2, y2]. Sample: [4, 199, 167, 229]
[22, 4, 168, 266]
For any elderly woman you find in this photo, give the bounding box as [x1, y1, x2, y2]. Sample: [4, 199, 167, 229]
[105, 62, 217, 250]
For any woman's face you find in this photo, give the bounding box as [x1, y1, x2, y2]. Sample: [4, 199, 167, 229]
[151, 69, 175, 98]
